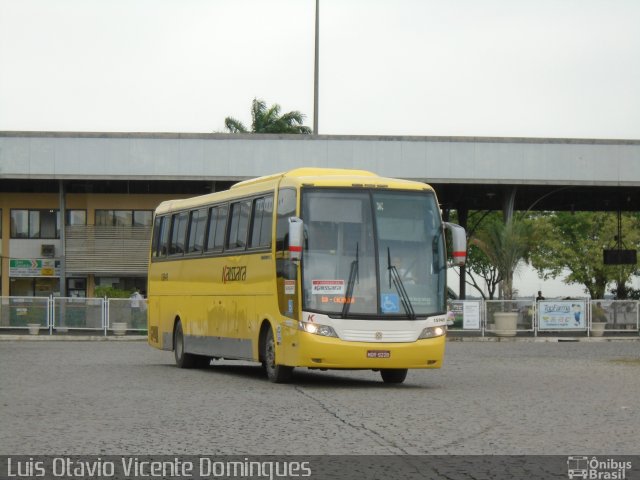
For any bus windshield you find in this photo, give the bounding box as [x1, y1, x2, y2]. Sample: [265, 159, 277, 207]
[301, 189, 446, 318]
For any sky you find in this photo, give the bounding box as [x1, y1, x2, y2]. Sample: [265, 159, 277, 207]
[1, 0, 639, 296]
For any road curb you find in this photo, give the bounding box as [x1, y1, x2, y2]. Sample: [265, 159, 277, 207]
[0, 335, 147, 341]
[447, 335, 640, 342]
[1, 334, 637, 342]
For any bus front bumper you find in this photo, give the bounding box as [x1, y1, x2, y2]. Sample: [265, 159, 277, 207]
[283, 331, 446, 370]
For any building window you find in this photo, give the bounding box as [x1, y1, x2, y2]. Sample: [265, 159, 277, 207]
[133, 211, 152, 226]
[10, 209, 60, 239]
[96, 209, 153, 226]
[95, 210, 114, 226]
[66, 210, 87, 226]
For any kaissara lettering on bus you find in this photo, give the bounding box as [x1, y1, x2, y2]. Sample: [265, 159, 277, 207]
[311, 280, 345, 295]
[222, 266, 247, 283]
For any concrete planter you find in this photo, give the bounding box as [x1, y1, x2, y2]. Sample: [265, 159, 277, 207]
[591, 322, 606, 337]
[493, 312, 518, 337]
[27, 323, 40, 335]
[112, 322, 127, 336]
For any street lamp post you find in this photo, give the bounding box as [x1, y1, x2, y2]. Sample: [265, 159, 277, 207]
[313, 0, 319, 135]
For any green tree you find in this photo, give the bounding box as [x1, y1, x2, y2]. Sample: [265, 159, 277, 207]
[471, 216, 535, 300]
[463, 212, 502, 299]
[224, 98, 312, 134]
[530, 211, 640, 299]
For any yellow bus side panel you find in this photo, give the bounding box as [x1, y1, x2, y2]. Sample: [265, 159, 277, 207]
[148, 253, 278, 359]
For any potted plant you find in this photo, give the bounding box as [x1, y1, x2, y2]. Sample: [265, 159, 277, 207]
[112, 322, 127, 336]
[590, 301, 608, 337]
[27, 323, 40, 335]
[472, 217, 533, 336]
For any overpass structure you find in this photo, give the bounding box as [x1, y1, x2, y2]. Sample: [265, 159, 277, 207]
[2, 131, 639, 214]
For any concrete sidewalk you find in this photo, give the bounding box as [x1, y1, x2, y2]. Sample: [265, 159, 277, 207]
[0, 334, 147, 341]
[448, 335, 640, 342]
[1, 334, 638, 342]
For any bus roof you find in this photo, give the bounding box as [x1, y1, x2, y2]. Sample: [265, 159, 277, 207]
[155, 168, 433, 215]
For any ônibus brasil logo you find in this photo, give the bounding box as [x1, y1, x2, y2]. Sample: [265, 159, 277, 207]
[567, 456, 632, 479]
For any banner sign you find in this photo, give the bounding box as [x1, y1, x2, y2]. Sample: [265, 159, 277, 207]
[462, 301, 482, 329]
[538, 300, 587, 331]
[9, 259, 61, 278]
[449, 300, 482, 330]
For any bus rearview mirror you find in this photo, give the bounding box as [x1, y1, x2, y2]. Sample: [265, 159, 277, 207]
[444, 222, 467, 266]
[288, 217, 304, 261]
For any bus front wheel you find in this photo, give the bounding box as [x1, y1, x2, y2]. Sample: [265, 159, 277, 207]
[263, 327, 293, 383]
[174, 320, 210, 369]
[380, 368, 408, 384]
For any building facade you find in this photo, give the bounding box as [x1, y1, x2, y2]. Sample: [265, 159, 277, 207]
[0, 187, 208, 297]
[1, 131, 639, 298]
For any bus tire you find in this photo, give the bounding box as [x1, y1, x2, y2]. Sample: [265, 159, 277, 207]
[174, 320, 210, 369]
[263, 327, 293, 383]
[380, 368, 408, 384]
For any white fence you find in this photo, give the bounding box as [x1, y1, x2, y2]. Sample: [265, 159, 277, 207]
[449, 298, 640, 337]
[449, 299, 639, 337]
[1, 296, 638, 337]
[0, 297, 148, 335]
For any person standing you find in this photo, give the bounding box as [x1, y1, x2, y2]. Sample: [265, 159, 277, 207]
[130, 289, 145, 328]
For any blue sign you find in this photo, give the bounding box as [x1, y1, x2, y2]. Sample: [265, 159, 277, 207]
[381, 293, 400, 313]
[538, 300, 587, 330]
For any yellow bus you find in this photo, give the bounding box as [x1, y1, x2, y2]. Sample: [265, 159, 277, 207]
[147, 168, 466, 383]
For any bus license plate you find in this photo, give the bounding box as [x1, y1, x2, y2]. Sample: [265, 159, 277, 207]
[367, 350, 390, 358]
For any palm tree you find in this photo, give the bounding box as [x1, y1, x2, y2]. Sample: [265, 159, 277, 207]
[471, 218, 534, 300]
[224, 98, 312, 134]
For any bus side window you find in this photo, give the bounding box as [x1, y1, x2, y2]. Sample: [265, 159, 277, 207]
[169, 212, 188, 255]
[250, 195, 273, 249]
[276, 189, 298, 283]
[151, 216, 163, 258]
[276, 189, 297, 251]
[158, 216, 170, 257]
[186, 208, 207, 254]
[206, 204, 228, 252]
[226, 200, 251, 250]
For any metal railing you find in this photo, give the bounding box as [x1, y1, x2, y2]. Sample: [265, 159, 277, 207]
[447, 298, 639, 337]
[0, 296, 148, 335]
[0, 296, 638, 337]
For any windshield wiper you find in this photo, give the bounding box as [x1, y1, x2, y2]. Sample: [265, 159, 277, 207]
[387, 248, 416, 320]
[341, 243, 359, 318]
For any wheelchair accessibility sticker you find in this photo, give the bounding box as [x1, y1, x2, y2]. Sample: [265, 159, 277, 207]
[381, 293, 400, 313]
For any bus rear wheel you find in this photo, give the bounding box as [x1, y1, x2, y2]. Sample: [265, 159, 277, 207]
[263, 327, 293, 383]
[174, 320, 210, 369]
[380, 368, 408, 384]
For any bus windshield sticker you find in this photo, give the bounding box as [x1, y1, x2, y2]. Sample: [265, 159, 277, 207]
[312, 280, 345, 295]
[284, 280, 295, 295]
[321, 296, 355, 305]
[381, 293, 400, 313]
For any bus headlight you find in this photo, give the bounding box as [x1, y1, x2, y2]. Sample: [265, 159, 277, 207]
[418, 326, 446, 339]
[298, 321, 338, 338]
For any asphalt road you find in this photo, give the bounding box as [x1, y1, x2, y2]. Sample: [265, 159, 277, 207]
[1, 339, 639, 456]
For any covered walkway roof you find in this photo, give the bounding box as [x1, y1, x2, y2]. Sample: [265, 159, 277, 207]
[1, 131, 639, 212]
